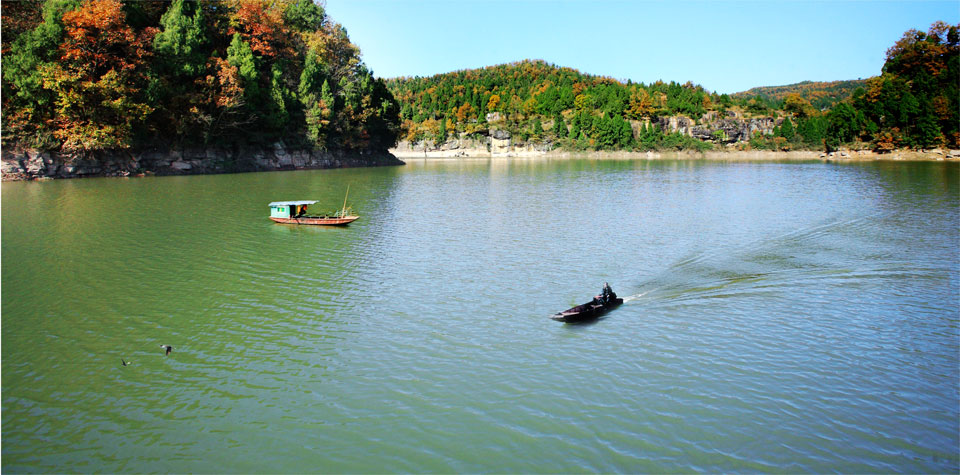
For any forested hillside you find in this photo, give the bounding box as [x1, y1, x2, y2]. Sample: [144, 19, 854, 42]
[1, 0, 400, 153]
[388, 21, 958, 152]
[386, 61, 726, 151]
[846, 21, 959, 151]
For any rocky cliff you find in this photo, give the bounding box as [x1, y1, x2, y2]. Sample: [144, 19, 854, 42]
[656, 112, 779, 144]
[1, 144, 404, 181]
[391, 129, 555, 158]
[392, 113, 786, 158]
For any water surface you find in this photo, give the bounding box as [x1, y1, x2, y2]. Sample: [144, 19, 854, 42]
[3, 159, 958, 472]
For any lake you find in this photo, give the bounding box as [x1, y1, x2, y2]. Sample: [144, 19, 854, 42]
[2, 158, 958, 473]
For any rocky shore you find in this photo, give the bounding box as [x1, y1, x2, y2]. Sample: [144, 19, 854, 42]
[392, 142, 960, 162]
[391, 131, 960, 162]
[392, 111, 960, 162]
[1, 143, 404, 181]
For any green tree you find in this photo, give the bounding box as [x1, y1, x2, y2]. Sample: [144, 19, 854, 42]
[825, 102, 861, 150]
[304, 79, 336, 148]
[436, 116, 447, 144]
[153, 0, 206, 78]
[283, 0, 325, 32]
[777, 117, 795, 141]
[1, 0, 81, 147]
[266, 63, 291, 131]
[227, 33, 260, 108]
[552, 112, 567, 138]
[531, 117, 543, 139]
[913, 109, 942, 147]
[797, 116, 827, 147]
[150, 0, 209, 140]
[569, 114, 582, 140]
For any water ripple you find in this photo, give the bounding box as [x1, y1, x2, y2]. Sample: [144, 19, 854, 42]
[2, 161, 958, 472]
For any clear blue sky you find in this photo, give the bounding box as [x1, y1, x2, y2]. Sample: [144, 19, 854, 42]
[324, 0, 959, 94]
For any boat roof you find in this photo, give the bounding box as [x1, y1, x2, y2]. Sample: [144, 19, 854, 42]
[268, 200, 318, 207]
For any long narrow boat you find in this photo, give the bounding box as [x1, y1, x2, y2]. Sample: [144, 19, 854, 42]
[551, 284, 623, 323]
[551, 297, 623, 323]
[269, 190, 359, 226]
[269, 213, 359, 225]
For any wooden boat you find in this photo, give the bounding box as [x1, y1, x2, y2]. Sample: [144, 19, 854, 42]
[269, 214, 359, 225]
[269, 188, 358, 226]
[551, 284, 623, 323]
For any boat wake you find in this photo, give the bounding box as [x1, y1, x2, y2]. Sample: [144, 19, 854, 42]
[618, 214, 890, 308]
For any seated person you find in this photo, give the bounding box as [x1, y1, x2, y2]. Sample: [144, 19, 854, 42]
[598, 282, 616, 303]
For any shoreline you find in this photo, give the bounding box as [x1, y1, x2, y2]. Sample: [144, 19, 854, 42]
[1, 145, 404, 181]
[389, 147, 960, 162]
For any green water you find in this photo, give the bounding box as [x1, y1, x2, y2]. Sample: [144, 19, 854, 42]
[3, 159, 958, 472]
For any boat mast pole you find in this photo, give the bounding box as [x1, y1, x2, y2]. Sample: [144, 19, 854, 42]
[341, 184, 350, 217]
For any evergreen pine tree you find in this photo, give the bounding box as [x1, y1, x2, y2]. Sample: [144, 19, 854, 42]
[266, 63, 290, 130]
[552, 112, 567, 138]
[153, 0, 206, 77]
[283, 0, 325, 32]
[227, 34, 260, 105]
[778, 117, 795, 141]
[570, 114, 581, 139]
[437, 117, 447, 144]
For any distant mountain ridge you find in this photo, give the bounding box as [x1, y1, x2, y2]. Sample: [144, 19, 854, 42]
[732, 79, 871, 110]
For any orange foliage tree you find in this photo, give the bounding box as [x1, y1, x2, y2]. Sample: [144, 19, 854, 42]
[43, 0, 155, 151]
[228, 0, 293, 60]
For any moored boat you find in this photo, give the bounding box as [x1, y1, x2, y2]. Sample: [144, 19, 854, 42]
[551, 283, 623, 323]
[269, 188, 359, 226]
[269, 213, 359, 225]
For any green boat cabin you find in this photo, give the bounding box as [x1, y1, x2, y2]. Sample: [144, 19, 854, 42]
[269, 200, 317, 219]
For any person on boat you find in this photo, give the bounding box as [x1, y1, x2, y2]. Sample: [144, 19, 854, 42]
[602, 282, 615, 300]
[296, 205, 307, 218]
[595, 282, 616, 305]
[594, 285, 607, 305]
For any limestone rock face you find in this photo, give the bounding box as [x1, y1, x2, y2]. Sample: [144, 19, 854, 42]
[657, 115, 781, 144]
[1, 145, 403, 181]
[24, 151, 45, 174]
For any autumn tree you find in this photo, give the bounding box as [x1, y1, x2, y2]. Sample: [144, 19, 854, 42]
[487, 94, 501, 112]
[42, 0, 155, 151]
[2, 0, 81, 147]
[228, 0, 292, 60]
[625, 88, 654, 119]
[852, 21, 959, 148]
[783, 93, 815, 118]
[1, 0, 399, 154]
[0, 0, 44, 54]
[306, 21, 360, 88]
[456, 102, 475, 123]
